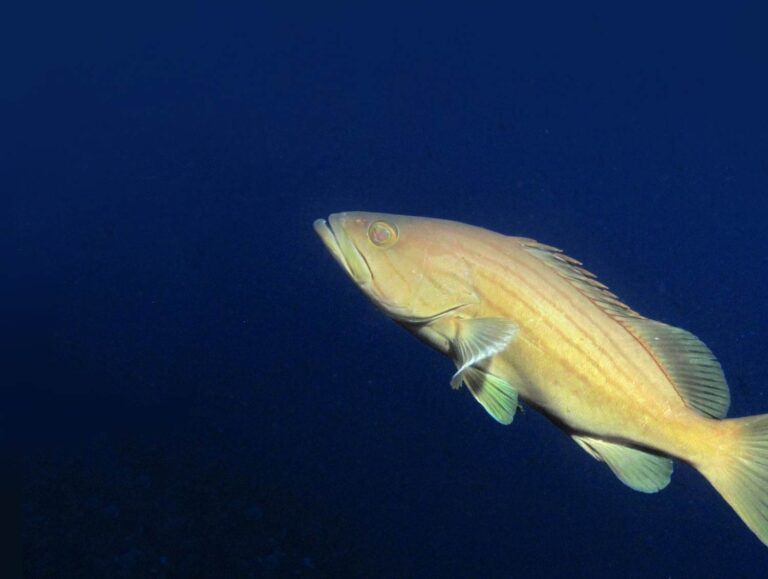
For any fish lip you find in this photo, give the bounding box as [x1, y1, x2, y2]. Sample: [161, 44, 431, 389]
[313, 214, 373, 285]
[313, 218, 350, 276]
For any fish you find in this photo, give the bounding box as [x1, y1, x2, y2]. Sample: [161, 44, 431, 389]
[314, 211, 768, 546]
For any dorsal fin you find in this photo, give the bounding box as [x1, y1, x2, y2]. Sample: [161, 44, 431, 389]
[520, 238, 730, 419]
[519, 239, 642, 319]
[622, 318, 730, 418]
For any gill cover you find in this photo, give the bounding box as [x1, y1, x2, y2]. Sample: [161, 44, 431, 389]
[341, 214, 481, 324]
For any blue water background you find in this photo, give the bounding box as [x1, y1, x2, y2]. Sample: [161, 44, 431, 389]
[6, 2, 768, 577]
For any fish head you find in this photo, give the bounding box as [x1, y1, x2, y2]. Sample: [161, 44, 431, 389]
[314, 212, 479, 324]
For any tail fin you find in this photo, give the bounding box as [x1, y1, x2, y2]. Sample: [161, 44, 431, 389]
[699, 414, 768, 546]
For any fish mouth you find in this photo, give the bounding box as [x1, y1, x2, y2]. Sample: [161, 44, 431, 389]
[313, 214, 373, 285]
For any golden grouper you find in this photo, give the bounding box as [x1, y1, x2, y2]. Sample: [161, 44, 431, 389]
[314, 211, 768, 546]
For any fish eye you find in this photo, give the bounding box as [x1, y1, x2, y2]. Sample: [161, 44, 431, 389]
[368, 221, 398, 247]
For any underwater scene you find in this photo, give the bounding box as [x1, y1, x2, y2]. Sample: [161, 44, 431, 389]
[7, 1, 768, 577]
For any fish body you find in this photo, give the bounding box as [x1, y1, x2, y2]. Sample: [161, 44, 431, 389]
[433, 236, 715, 459]
[314, 212, 768, 545]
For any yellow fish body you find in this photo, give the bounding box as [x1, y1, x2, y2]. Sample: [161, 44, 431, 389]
[314, 212, 768, 546]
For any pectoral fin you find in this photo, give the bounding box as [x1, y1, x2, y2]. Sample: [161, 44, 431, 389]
[461, 366, 519, 425]
[572, 435, 673, 493]
[449, 317, 518, 388]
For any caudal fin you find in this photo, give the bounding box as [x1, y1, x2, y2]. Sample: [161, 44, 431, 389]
[700, 414, 768, 546]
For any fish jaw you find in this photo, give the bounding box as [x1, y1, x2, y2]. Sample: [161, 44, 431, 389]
[313, 215, 372, 286]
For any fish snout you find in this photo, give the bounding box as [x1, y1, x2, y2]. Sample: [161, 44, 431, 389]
[314, 213, 372, 285]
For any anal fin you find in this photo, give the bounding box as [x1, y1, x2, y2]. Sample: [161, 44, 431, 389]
[572, 434, 673, 493]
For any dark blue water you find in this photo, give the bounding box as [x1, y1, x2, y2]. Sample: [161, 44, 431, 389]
[6, 2, 768, 577]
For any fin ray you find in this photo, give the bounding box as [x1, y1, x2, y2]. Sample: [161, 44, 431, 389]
[450, 317, 518, 388]
[700, 415, 768, 546]
[622, 319, 730, 418]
